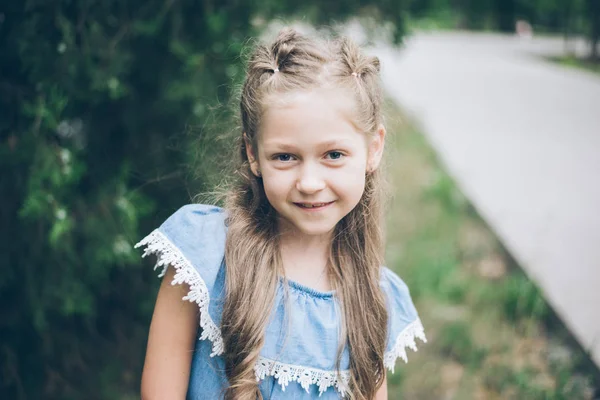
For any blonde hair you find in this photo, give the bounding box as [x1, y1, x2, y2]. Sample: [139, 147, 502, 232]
[221, 27, 388, 399]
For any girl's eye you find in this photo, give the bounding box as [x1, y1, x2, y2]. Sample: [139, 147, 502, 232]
[275, 154, 293, 162]
[326, 151, 344, 160]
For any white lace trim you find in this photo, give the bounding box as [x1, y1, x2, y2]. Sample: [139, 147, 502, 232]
[135, 229, 426, 393]
[384, 318, 428, 373]
[255, 356, 351, 396]
[134, 229, 224, 357]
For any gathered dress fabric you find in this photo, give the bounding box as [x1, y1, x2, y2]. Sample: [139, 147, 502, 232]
[135, 204, 427, 399]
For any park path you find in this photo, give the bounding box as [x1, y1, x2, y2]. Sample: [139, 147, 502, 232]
[374, 31, 600, 367]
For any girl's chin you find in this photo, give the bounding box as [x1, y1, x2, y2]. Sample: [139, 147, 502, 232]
[290, 221, 339, 237]
[278, 218, 337, 238]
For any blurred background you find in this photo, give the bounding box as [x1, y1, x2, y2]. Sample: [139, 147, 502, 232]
[2, 1, 599, 399]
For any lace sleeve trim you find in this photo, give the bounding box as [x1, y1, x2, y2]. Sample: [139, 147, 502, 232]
[135, 229, 224, 357]
[384, 318, 428, 373]
[135, 230, 426, 394]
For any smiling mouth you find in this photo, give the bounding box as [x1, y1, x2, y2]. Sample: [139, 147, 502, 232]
[294, 201, 334, 209]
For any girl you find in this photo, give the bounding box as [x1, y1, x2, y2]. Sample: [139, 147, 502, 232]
[136, 27, 426, 399]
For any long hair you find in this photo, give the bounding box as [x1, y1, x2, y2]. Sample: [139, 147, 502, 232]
[221, 28, 388, 400]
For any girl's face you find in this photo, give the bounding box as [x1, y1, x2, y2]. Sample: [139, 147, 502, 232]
[247, 88, 385, 238]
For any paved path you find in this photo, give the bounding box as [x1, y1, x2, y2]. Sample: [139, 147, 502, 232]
[374, 31, 600, 367]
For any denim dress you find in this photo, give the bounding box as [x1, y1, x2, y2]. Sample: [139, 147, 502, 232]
[136, 204, 427, 399]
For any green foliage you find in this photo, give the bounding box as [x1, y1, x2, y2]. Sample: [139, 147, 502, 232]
[483, 363, 595, 399]
[437, 321, 486, 367]
[499, 274, 549, 323]
[473, 271, 549, 325]
[548, 55, 600, 74]
[425, 170, 468, 214]
[482, 364, 515, 393]
[1, 1, 410, 398]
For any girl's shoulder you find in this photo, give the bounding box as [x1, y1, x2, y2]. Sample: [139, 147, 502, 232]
[136, 203, 227, 278]
[135, 203, 228, 356]
[139, 201, 225, 245]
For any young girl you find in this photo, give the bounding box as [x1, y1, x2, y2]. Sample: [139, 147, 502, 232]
[135, 27, 426, 400]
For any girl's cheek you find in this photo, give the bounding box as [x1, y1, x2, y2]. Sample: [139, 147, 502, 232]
[339, 158, 368, 176]
[263, 173, 293, 195]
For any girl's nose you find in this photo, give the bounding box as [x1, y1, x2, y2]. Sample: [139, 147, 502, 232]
[296, 167, 326, 194]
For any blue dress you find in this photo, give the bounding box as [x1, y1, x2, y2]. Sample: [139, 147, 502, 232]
[135, 204, 427, 399]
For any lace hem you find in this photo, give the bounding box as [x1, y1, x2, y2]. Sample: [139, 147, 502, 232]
[383, 318, 428, 373]
[255, 356, 351, 396]
[134, 229, 224, 357]
[253, 316, 427, 397]
[136, 230, 426, 393]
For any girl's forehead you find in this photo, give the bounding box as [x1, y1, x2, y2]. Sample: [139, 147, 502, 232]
[259, 88, 362, 139]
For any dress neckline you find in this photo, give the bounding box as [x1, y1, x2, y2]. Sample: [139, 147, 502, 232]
[280, 277, 335, 298]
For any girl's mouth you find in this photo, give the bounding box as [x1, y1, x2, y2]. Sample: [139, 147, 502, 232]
[294, 201, 334, 210]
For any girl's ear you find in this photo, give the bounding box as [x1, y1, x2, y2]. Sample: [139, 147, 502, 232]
[367, 124, 386, 173]
[243, 133, 261, 177]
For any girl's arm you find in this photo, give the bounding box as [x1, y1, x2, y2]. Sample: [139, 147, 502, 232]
[141, 266, 198, 400]
[375, 374, 388, 399]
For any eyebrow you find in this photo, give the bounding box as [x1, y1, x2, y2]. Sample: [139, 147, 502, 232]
[263, 139, 354, 151]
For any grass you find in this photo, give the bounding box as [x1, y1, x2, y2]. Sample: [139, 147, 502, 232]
[546, 55, 600, 76]
[382, 99, 598, 399]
